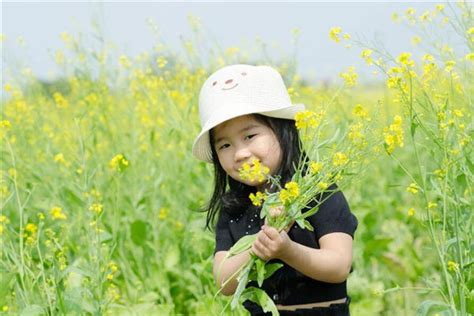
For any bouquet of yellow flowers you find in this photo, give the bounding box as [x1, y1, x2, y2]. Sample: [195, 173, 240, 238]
[217, 107, 378, 315]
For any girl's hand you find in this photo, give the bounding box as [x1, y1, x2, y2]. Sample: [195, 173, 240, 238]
[251, 225, 293, 261]
[264, 206, 294, 232]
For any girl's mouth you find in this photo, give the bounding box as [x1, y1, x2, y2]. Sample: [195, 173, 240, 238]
[222, 83, 239, 90]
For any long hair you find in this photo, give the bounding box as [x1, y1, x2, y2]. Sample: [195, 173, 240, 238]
[203, 114, 307, 231]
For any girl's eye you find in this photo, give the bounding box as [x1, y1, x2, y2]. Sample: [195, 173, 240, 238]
[245, 134, 256, 140]
[218, 144, 230, 151]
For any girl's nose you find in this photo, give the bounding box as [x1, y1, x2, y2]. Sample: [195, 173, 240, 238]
[225, 79, 233, 84]
[234, 146, 251, 162]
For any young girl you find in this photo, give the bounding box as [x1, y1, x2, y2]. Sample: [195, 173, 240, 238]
[192, 64, 358, 315]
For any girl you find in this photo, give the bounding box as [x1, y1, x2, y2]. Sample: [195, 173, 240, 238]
[192, 64, 358, 315]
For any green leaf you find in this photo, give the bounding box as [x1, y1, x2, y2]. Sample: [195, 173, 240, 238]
[264, 263, 284, 280]
[415, 300, 451, 316]
[256, 258, 266, 287]
[130, 220, 148, 246]
[303, 219, 314, 231]
[301, 204, 320, 219]
[227, 234, 257, 256]
[231, 259, 255, 309]
[241, 287, 279, 316]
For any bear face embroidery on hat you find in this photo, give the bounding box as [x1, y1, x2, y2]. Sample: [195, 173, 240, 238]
[211, 71, 248, 91]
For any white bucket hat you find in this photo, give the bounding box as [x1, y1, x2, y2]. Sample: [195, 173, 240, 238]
[192, 64, 305, 163]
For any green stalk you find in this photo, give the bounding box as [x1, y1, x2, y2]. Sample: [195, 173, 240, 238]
[5, 139, 28, 303]
[408, 83, 456, 312]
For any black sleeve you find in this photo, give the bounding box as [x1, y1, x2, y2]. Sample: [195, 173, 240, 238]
[306, 188, 358, 241]
[214, 209, 235, 254]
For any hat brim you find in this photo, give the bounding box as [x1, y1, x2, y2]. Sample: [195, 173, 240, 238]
[192, 103, 305, 163]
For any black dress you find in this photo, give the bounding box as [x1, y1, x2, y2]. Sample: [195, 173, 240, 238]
[214, 187, 358, 316]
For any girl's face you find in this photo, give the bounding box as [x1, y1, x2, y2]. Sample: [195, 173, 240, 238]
[212, 114, 282, 190]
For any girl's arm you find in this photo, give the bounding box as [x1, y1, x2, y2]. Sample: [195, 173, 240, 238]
[281, 232, 353, 283]
[213, 249, 251, 296]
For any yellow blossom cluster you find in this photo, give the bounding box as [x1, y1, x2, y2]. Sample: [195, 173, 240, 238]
[279, 181, 300, 205]
[317, 182, 329, 190]
[329, 27, 342, 43]
[53, 92, 69, 108]
[332, 152, 349, 167]
[397, 52, 415, 68]
[361, 49, 373, 65]
[295, 111, 323, 130]
[352, 104, 369, 119]
[107, 262, 119, 281]
[340, 66, 358, 87]
[249, 191, 267, 207]
[406, 183, 419, 194]
[25, 223, 38, 245]
[309, 161, 323, 174]
[109, 154, 129, 172]
[383, 115, 404, 154]
[239, 159, 270, 182]
[447, 260, 459, 272]
[159, 207, 168, 220]
[89, 203, 103, 215]
[50, 206, 67, 220]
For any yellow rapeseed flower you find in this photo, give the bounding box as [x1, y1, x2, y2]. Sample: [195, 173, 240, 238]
[352, 104, 369, 119]
[54, 153, 66, 164]
[407, 207, 415, 217]
[159, 207, 168, 220]
[0, 120, 11, 129]
[25, 223, 38, 234]
[89, 203, 103, 215]
[340, 66, 358, 87]
[383, 115, 404, 153]
[156, 56, 167, 68]
[428, 202, 438, 209]
[447, 260, 459, 272]
[53, 92, 69, 108]
[435, 4, 445, 12]
[239, 159, 270, 182]
[397, 52, 415, 67]
[419, 11, 431, 22]
[295, 111, 322, 129]
[317, 182, 329, 190]
[50, 206, 67, 220]
[406, 183, 419, 194]
[333, 152, 349, 167]
[279, 181, 300, 204]
[422, 54, 434, 62]
[109, 154, 129, 172]
[361, 49, 373, 65]
[444, 60, 456, 72]
[310, 161, 323, 174]
[249, 191, 267, 206]
[329, 27, 342, 43]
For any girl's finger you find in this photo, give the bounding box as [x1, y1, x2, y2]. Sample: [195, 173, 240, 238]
[264, 226, 280, 241]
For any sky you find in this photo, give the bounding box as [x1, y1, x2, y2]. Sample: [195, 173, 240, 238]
[2, 1, 448, 85]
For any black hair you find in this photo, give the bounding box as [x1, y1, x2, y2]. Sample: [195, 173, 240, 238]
[203, 114, 308, 231]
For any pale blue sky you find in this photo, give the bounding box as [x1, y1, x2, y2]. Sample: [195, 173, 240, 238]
[2, 1, 449, 84]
